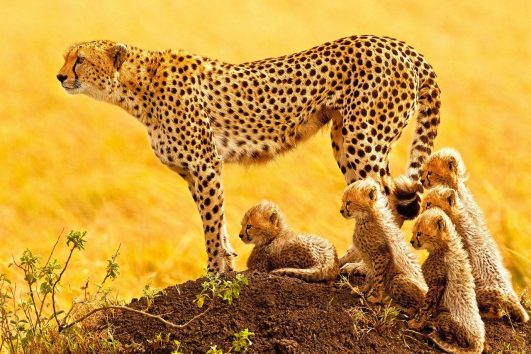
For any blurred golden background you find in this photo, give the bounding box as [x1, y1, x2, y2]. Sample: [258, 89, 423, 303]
[1, 0, 530, 303]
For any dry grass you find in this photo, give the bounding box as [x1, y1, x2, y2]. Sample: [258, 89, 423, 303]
[0, 0, 530, 305]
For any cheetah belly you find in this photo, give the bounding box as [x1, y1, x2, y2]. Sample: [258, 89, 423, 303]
[213, 107, 334, 164]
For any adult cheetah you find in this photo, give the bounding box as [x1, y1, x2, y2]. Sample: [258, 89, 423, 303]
[57, 35, 441, 272]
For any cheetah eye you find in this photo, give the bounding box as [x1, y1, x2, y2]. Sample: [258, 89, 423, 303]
[427, 171, 432, 176]
[76, 56, 85, 65]
[416, 232, 421, 238]
[246, 224, 252, 230]
[346, 201, 351, 208]
[426, 202, 432, 209]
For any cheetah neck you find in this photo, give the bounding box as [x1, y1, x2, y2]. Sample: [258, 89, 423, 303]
[110, 46, 163, 124]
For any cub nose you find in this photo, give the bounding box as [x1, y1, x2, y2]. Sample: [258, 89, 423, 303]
[56, 74, 67, 83]
[239, 233, 244, 239]
[410, 240, 415, 245]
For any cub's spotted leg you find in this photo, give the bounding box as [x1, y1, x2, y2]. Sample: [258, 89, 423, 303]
[476, 288, 505, 319]
[366, 249, 390, 303]
[387, 274, 425, 314]
[408, 276, 446, 330]
[246, 248, 270, 272]
[185, 159, 235, 272]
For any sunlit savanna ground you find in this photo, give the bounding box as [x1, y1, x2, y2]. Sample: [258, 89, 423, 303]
[0, 0, 530, 305]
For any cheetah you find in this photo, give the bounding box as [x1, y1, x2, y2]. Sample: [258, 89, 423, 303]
[422, 186, 529, 322]
[409, 208, 484, 354]
[340, 177, 427, 312]
[57, 35, 441, 272]
[239, 201, 339, 282]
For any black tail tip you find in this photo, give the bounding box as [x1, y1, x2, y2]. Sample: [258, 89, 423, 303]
[393, 176, 423, 220]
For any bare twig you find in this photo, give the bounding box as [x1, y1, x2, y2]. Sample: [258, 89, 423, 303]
[59, 299, 215, 332]
[51, 246, 76, 328]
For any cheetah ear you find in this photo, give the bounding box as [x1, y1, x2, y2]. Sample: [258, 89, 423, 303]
[367, 186, 377, 202]
[435, 216, 446, 232]
[446, 189, 456, 207]
[269, 211, 279, 226]
[447, 156, 457, 172]
[108, 43, 128, 70]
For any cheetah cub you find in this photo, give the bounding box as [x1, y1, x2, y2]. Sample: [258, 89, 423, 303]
[240, 201, 339, 282]
[422, 148, 490, 230]
[422, 186, 529, 322]
[410, 208, 484, 354]
[340, 178, 427, 312]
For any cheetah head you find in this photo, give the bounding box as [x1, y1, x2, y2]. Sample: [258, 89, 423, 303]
[421, 186, 459, 217]
[57, 40, 128, 100]
[411, 208, 451, 251]
[239, 201, 287, 246]
[421, 148, 466, 190]
[341, 177, 384, 220]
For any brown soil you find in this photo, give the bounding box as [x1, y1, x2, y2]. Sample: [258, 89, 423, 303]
[107, 272, 530, 353]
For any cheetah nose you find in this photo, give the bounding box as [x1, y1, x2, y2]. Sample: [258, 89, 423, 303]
[340, 208, 346, 216]
[238, 233, 244, 239]
[56, 74, 67, 83]
[410, 240, 415, 246]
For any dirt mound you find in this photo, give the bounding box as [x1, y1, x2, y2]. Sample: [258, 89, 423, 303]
[108, 272, 530, 353]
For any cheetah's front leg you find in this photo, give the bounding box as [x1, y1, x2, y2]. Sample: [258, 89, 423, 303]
[186, 160, 235, 272]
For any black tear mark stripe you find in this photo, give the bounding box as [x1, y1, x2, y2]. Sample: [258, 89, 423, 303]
[73, 58, 79, 81]
[72, 49, 81, 81]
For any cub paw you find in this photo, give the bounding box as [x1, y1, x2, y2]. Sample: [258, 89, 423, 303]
[340, 262, 366, 276]
[407, 318, 424, 331]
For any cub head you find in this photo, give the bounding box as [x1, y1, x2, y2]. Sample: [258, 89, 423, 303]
[421, 186, 458, 216]
[421, 148, 466, 190]
[341, 177, 384, 219]
[410, 208, 452, 251]
[239, 201, 287, 246]
[57, 40, 128, 99]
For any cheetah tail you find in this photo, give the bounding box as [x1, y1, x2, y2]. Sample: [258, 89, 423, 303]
[273, 267, 328, 282]
[391, 175, 423, 221]
[428, 332, 482, 354]
[406, 80, 441, 181]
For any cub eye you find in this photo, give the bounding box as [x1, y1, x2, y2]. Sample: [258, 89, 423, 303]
[76, 56, 85, 64]
[426, 202, 432, 209]
[416, 232, 421, 238]
[246, 224, 252, 230]
[427, 171, 432, 176]
[346, 201, 351, 208]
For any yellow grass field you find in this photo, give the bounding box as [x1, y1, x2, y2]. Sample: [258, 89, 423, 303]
[1, 0, 530, 305]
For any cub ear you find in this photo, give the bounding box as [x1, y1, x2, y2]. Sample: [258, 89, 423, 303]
[269, 211, 279, 226]
[435, 215, 446, 232]
[445, 189, 456, 207]
[447, 156, 457, 172]
[108, 43, 128, 70]
[367, 185, 377, 201]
